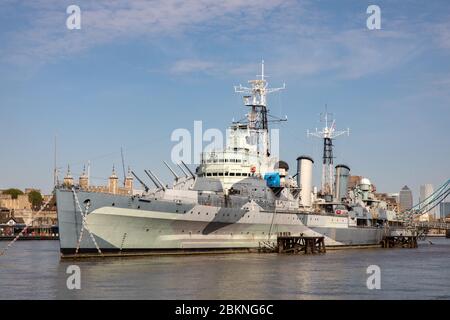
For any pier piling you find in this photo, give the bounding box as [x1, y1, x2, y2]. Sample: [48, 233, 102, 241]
[276, 233, 326, 254]
[381, 235, 418, 248]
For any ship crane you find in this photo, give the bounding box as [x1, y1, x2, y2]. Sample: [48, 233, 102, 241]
[307, 109, 349, 197]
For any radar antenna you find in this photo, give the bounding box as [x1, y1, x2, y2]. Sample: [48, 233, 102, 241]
[234, 60, 286, 130]
[307, 107, 350, 196]
[234, 61, 286, 157]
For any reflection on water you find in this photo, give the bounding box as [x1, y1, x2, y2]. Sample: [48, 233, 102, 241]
[0, 239, 449, 300]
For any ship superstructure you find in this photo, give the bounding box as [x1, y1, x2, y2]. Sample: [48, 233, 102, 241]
[197, 61, 286, 190]
[55, 63, 400, 257]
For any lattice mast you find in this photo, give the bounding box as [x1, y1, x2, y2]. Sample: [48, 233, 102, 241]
[307, 109, 349, 196]
[234, 60, 285, 156]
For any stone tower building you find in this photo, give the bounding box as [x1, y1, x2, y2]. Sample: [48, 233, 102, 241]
[125, 167, 134, 192]
[79, 166, 89, 190]
[108, 166, 119, 194]
[63, 166, 74, 187]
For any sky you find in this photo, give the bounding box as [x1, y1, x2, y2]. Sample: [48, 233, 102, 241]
[0, 0, 449, 201]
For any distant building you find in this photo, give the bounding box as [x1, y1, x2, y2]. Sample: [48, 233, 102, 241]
[399, 185, 413, 212]
[420, 184, 436, 219]
[0, 192, 32, 211]
[0, 207, 10, 221]
[348, 176, 363, 191]
[63, 165, 134, 196]
[388, 193, 399, 203]
[0, 189, 55, 225]
[0, 216, 26, 236]
[374, 193, 399, 212]
[440, 202, 450, 220]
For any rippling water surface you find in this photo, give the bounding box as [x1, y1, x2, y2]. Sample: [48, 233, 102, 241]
[0, 238, 449, 300]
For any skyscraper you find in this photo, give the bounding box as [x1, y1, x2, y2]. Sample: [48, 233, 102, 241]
[440, 202, 450, 220]
[420, 184, 436, 219]
[399, 185, 413, 212]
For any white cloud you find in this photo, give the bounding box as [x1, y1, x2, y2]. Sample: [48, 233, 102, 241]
[1, 0, 289, 65]
[169, 59, 217, 74]
[1, 0, 449, 82]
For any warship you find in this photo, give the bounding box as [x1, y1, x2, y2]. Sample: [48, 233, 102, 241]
[56, 62, 400, 256]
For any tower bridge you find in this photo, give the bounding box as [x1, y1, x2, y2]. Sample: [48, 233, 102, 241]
[399, 179, 450, 236]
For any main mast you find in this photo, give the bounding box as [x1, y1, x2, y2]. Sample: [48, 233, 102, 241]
[234, 60, 285, 156]
[308, 109, 349, 196]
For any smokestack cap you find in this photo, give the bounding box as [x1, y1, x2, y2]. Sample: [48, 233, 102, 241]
[335, 164, 350, 171]
[296, 155, 314, 163]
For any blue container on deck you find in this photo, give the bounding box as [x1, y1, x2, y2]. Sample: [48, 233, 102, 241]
[264, 172, 281, 187]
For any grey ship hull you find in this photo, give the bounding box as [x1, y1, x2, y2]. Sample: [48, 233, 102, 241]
[56, 189, 384, 256]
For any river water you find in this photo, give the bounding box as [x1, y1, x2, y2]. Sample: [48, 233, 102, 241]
[0, 238, 449, 300]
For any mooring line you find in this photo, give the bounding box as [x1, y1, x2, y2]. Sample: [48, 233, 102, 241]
[71, 187, 103, 256]
[0, 191, 55, 257]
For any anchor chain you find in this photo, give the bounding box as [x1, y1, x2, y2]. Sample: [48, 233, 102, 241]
[71, 187, 103, 256]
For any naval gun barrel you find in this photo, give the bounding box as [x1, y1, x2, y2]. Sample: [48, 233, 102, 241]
[144, 170, 163, 190]
[164, 161, 180, 181]
[131, 171, 149, 192]
[181, 160, 195, 178]
[145, 169, 166, 191]
[177, 163, 189, 177]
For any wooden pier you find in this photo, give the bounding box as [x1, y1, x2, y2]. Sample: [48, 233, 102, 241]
[381, 235, 418, 248]
[276, 233, 326, 254]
